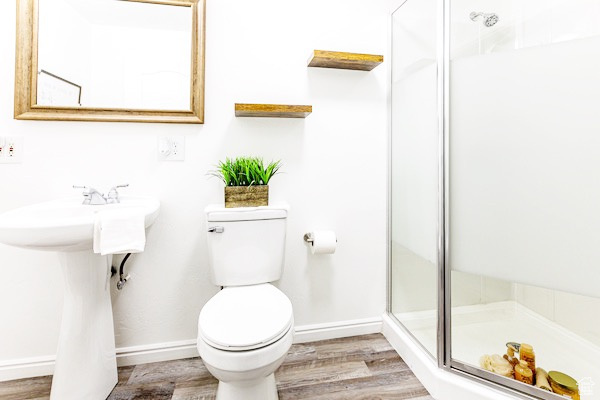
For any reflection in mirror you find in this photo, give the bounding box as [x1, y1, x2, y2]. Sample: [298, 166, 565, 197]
[15, 0, 205, 124]
[37, 70, 82, 107]
[37, 0, 192, 110]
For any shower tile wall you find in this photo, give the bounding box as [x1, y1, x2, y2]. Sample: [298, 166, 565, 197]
[516, 284, 600, 347]
[514, 284, 555, 318]
[391, 241, 514, 314]
[394, 255, 600, 348]
[393, 244, 600, 350]
[481, 276, 513, 304]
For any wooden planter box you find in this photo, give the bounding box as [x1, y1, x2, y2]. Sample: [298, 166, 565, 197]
[224, 185, 269, 208]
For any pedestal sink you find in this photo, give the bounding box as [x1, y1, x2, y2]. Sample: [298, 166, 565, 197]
[0, 196, 160, 400]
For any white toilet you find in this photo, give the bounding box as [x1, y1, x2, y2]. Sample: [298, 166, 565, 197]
[197, 204, 294, 400]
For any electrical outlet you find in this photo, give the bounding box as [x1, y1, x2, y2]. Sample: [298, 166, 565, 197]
[158, 136, 185, 161]
[0, 137, 23, 164]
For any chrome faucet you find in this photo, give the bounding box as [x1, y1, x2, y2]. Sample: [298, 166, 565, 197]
[73, 184, 129, 205]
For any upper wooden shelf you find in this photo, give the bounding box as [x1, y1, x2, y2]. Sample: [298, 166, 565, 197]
[235, 103, 312, 118]
[307, 50, 383, 71]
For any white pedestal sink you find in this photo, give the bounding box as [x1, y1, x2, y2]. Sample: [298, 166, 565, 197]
[0, 196, 160, 400]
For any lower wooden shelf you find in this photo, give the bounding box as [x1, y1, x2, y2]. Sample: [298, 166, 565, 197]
[235, 103, 312, 118]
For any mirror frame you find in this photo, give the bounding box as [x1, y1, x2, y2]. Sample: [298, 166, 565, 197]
[15, 0, 205, 124]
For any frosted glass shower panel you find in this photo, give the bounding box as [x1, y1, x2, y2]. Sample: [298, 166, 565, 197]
[449, 11, 600, 298]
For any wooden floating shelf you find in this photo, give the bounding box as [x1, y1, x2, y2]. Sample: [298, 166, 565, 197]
[307, 50, 383, 71]
[235, 103, 312, 118]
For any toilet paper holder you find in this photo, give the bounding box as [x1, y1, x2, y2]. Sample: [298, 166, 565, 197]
[303, 232, 337, 243]
[303, 233, 314, 243]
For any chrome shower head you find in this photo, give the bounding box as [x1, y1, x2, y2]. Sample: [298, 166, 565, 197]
[470, 11, 499, 27]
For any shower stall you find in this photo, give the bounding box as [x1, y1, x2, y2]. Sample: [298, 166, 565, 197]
[388, 0, 600, 399]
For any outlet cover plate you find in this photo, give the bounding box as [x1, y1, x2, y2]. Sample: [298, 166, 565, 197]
[158, 136, 185, 161]
[0, 136, 24, 164]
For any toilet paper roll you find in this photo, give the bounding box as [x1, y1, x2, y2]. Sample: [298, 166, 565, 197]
[309, 231, 337, 254]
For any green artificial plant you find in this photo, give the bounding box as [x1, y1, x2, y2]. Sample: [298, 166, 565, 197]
[210, 156, 282, 186]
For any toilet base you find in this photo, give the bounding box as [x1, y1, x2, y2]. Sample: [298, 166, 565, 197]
[216, 373, 278, 400]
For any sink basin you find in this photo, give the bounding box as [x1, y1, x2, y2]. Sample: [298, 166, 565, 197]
[0, 196, 160, 252]
[0, 195, 160, 400]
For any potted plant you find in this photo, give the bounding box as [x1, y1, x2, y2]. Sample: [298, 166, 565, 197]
[210, 156, 282, 208]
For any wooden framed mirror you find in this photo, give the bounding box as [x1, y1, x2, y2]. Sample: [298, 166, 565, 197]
[15, 0, 205, 124]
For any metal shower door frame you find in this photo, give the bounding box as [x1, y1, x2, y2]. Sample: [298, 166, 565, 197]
[440, 1, 579, 399]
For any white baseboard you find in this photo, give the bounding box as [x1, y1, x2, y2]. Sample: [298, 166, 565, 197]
[0, 339, 200, 382]
[116, 339, 199, 367]
[293, 316, 383, 343]
[0, 355, 56, 383]
[0, 316, 383, 382]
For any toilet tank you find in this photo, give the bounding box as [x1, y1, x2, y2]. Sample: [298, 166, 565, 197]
[205, 203, 289, 287]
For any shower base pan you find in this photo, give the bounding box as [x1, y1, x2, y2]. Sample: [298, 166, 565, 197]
[387, 301, 600, 400]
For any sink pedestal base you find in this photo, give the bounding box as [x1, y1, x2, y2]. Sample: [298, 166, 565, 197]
[51, 251, 118, 400]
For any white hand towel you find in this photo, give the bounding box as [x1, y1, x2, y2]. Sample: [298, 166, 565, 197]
[93, 209, 146, 255]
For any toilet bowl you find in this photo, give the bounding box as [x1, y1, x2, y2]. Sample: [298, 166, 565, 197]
[197, 284, 294, 400]
[198, 204, 293, 400]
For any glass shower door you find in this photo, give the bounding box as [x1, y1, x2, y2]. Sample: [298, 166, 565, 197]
[390, 0, 441, 360]
[448, 1, 600, 398]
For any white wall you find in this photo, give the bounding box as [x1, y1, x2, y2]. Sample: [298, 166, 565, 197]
[0, 0, 388, 376]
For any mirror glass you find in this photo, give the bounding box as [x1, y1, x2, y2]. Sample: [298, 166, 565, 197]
[37, 0, 192, 111]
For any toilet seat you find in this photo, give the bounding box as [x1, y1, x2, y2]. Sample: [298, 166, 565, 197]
[198, 284, 293, 351]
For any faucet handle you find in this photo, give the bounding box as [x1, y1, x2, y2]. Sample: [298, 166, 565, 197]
[106, 184, 129, 203]
[108, 184, 129, 193]
[73, 185, 96, 195]
[73, 185, 105, 205]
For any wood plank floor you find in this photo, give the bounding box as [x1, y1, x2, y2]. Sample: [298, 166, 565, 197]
[0, 334, 432, 400]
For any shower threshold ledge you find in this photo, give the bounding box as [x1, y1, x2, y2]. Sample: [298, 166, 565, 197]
[384, 301, 600, 400]
[382, 313, 526, 400]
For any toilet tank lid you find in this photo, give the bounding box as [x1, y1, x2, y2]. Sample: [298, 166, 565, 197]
[205, 202, 289, 222]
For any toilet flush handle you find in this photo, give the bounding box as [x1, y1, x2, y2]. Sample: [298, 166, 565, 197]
[208, 226, 224, 233]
